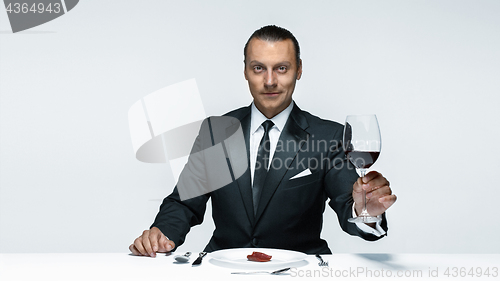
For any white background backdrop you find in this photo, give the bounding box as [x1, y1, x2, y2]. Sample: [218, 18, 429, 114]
[1, 0, 499, 254]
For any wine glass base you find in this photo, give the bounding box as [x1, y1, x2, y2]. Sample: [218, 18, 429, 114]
[348, 216, 381, 223]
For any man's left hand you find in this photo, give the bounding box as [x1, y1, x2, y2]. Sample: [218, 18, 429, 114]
[352, 171, 396, 218]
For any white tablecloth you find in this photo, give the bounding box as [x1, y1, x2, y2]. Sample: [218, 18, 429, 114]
[1, 252, 498, 280]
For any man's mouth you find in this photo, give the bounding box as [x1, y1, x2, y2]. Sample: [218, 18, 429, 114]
[263, 92, 280, 96]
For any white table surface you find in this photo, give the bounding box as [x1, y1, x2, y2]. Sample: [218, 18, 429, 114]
[1, 252, 498, 280]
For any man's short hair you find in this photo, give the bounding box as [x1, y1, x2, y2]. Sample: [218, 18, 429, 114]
[244, 25, 301, 67]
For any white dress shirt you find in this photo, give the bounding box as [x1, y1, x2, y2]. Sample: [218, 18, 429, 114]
[249, 101, 294, 184]
[249, 101, 385, 236]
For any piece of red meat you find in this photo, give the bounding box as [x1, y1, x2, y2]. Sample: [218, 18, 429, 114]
[247, 251, 272, 262]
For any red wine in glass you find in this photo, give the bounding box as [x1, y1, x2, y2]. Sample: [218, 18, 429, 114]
[343, 115, 382, 223]
[345, 151, 380, 169]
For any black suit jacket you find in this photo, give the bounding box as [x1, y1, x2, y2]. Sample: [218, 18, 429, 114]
[151, 103, 387, 254]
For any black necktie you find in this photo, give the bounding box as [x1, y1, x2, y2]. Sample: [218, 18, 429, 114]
[253, 120, 274, 215]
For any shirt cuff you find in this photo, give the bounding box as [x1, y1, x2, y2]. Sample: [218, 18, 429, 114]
[352, 203, 386, 237]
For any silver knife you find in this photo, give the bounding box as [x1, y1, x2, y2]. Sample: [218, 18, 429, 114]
[191, 252, 207, 266]
[231, 267, 291, 275]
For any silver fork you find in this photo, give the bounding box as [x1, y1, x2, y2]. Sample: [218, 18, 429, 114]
[315, 254, 329, 267]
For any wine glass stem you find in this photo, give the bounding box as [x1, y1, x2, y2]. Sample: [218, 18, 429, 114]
[360, 169, 368, 216]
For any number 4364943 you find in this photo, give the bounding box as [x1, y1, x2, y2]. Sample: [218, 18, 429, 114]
[443, 267, 498, 278]
[5, 3, 62, 14]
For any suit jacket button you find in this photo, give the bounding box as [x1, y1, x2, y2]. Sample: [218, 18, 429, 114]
[252, 238, 258, 246]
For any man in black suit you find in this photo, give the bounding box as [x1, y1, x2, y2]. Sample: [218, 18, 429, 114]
[129, 25, 396, 257]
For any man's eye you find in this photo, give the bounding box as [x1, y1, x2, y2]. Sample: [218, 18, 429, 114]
[277, 66, 287, 73]
[253, 66, 263, 72]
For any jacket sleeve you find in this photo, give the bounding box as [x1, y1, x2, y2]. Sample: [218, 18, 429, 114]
[150, 119, 213, 250]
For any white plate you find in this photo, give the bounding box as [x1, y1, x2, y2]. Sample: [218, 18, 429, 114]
[208, 248, 308, 269]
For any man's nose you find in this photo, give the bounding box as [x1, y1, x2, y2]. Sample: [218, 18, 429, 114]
[264, 71, 277, 88]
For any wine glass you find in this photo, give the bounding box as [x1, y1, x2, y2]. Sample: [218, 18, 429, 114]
[343, 114, 382, 223]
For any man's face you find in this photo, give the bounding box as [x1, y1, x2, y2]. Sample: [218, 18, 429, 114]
[244, 38, 302, 119]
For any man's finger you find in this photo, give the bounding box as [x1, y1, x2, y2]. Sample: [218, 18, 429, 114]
[133, 237, 147, 256]
[366, 185, 392, 199]
[164, 237, 175, 252]
[159, 236, 175, 252]
[379, 194, 397, 209]
[167, 240, 175, 251]
[362, 171, 381, 184]
[150, 231, 160, 253]
[157, 235, 168, 252]
[353, 177, 364, 193]
[141, 230, 155, 257]
[362, 174, 389, 192]
[129, 244, 142, 256]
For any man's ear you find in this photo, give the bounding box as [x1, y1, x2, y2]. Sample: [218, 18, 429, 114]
[244, 65, 248, 80]
[296, 59, 303, 80]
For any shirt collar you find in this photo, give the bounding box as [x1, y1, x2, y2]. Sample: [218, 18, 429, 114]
[250, 100, 294, 135]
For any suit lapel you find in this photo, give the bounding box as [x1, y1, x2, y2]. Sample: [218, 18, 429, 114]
[254, 104, 310, 222]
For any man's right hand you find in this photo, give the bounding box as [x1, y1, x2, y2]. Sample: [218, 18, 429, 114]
[129, 227, 175, 257]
